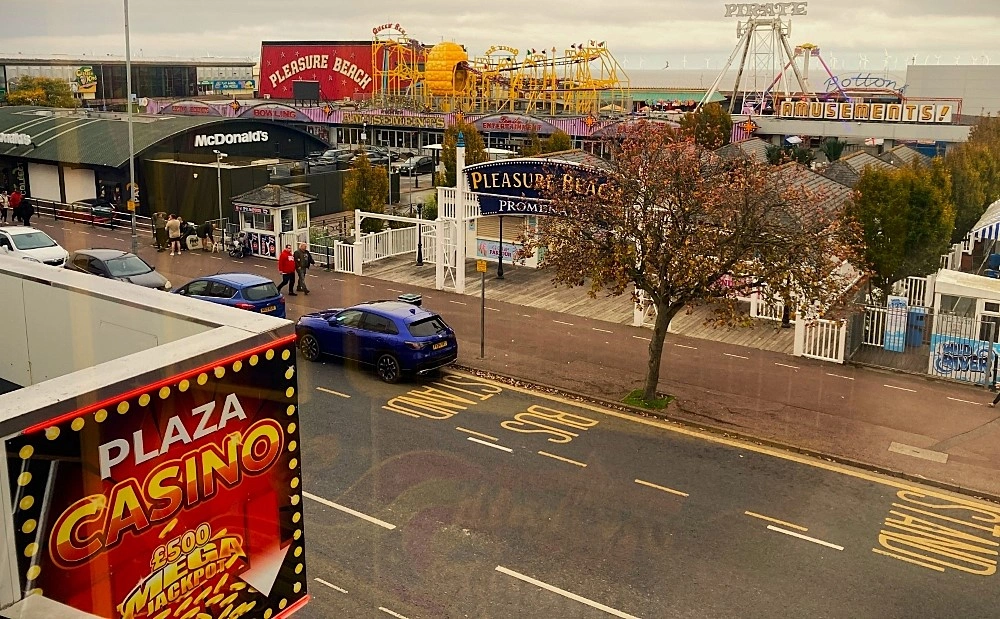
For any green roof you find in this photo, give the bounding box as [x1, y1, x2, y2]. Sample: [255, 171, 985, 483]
[628, 89, 725, 104]
[0, 106, 224, 168]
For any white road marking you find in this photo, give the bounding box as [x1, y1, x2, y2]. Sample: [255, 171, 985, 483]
[331, 277, 345, 282]
[94, 234, 108, 238]
[766, 525, 844, 551]
[468, 437, 513, 452]
[888, 441, 949, 464]
[303, 491, 396, 530]
[884, 384, 917, 393]
[211, 256, 223, 260]
[316, 386, 351, 398]
[674, 343, 698, 350]
[253, 264, 268, 270]
[450, 300, 467, 306]
[520, 313, 532, 318]
[537, 451, 587, 467]
[632, 336, 651, 342]
[947, 396, 982, 406]
[486, 307, 501, 312]
[724, 353, 750, 360]
[592, 327, 614, 334]
[77, 231, 90, 235]
[379, 607, 410, 619]
[314, 578, 348, 594]
[775, 362, 799, 370]
[456, 426, 499, 441]
[744, 511, 808, 532]
[494, 566, 641, 619]
[360, 283, 375, 288]
[387, 288, 403, 293]
[826, 373, 854, 380]
[307, 273, 318, 277]
[634, 478, 688, 497]
[553, 320, 574, 326]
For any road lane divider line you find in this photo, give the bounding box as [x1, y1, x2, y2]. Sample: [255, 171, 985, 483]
[379, 607, 410, 619]
[360, 283, 375, 288]
[766, 525, 843, 550]
[331, 277, 345, 282]
[884, 384, 917, 393]
[450, 300, 468, 306]
[387, 288, 403, 293]
[494, 566, 640, 619]
[871, 548, 945, 572]
[553, 320, 574, 326]
[632, 336, 651, 342]
[634, 479, 688, 497]
[455, 427, 499, 441]
[947, 396, 982, 406]
[674, 344, 698, 350]
[486, 307, 501, 312]
[744, 511, 808, 532]
[826, 373, 854, 380]
[537, 451, 587, 467]
[724, 353, 750, 360]
[77, 231, 90, 235]
[303, 491, 396, 530]
[592, 327, 614, 334]
[520, 314, 532, 318]
[94, 234, 108, 238]
[211, 256, 223, 260]
[316, 387, 351, 399]
[468, 437, 513, 452]
[774, 362, 799, 370]
[314, 578, 348, 593]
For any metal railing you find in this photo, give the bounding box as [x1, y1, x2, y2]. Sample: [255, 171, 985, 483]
[32, 198, 153, 236]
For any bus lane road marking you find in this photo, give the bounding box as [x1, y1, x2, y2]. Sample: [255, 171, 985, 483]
[468, 437, 513, 453]
[537, 451, 587, 468]
[744, 511, 808, 532]
[495, 565, 641, 619]
[382, 375, 502, 420]
[303, 491, 396, 530]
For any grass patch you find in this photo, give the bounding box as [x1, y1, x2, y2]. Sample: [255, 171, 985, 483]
[622, 389, 673, 410]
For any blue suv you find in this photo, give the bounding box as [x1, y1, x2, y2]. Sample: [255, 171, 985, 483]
[174, 273, 286, 318]
[295, 298, 458, 383]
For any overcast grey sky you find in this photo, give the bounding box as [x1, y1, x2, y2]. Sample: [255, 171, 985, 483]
[5, 1, 999, 70]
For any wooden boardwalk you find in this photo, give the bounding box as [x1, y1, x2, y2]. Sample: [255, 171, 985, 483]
[362, 256, 794, 354]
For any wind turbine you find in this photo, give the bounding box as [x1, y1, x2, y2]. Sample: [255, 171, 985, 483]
[859, 54, 869, 70]
[705, 57, 711, 69]
[983, 54, 992, 65]
[682, 55, 687, 69]
[934, 55, 941, 65]
[882, 48, 891, 71]
[638, 56, 645, 69]
[622, 54, 629, 68]
[954, 55, 962, 65]
[830, 53, 838, 69]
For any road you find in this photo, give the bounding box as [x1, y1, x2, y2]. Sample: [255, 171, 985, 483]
[294, 361, 1000, 619]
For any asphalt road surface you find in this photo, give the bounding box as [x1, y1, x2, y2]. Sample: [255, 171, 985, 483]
[294, 361, 1000, 619]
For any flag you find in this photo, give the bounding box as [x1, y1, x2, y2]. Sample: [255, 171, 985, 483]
[730, 117, 759, 143]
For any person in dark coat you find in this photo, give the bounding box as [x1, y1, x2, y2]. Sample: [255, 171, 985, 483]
[20, 197, 34, 226]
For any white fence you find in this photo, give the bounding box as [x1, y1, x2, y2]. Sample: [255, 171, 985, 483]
[749, 291, 792, 323]
[794, 318, 848, 363]
[894, 275, 935, 308]
[311, 224, 433, 275]
[360, 226, 417, 264]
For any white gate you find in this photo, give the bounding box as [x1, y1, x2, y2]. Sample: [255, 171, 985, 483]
[794, 318, 848, 363]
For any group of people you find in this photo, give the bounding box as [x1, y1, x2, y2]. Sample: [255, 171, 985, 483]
[154, 213, 215, 255]
[277, 242, 315, 296]
[0, 189, 34, 226]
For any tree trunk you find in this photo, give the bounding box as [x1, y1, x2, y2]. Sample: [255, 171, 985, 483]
[642, 301, 681, 401]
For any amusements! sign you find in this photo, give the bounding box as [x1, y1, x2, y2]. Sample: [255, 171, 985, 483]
[5, 337, 307, 618]
[778, 100, 954, 123]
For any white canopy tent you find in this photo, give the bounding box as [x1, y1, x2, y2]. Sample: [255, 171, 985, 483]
[971, 198, 1000, 240]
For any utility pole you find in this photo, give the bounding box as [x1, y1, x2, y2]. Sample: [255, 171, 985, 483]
[123, 0, 138, 255]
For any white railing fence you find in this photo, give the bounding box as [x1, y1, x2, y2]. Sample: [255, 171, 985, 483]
[894, 275, 935, 308]
[749, 291, 792, 323]
[794, 318, 848, 363]
[360, 226, 418, 264]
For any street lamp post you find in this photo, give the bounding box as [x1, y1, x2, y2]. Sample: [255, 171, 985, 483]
[496, 215, 505, 279]
[123, 0, 138, 255]
[415, 203, 424, 266]
[213, 150, 228, 246]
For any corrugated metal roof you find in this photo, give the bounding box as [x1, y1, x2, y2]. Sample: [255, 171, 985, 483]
[774, 162, 853, 214]
[232, 184, 315, 207]
[716, 138, 770, 163]
[821, 150, 896, 188]
[0, 106, 225, 168]
[879, 144, 932, 168]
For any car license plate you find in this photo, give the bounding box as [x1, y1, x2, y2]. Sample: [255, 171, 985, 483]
[432, 341, 448, 350]
[261, 305, 277, 313]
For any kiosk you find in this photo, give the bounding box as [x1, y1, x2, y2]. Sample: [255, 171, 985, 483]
[231, 184, 314, 259]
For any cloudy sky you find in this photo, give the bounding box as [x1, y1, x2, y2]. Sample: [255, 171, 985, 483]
[5, 0, 999, 71]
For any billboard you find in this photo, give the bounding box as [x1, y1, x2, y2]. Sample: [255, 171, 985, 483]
[464, 159, 613, 216]
[260, 42, 374, 101]
[3, 336, 307, 618]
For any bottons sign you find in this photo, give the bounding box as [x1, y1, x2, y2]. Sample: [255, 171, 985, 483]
[778, 100, 954, 124]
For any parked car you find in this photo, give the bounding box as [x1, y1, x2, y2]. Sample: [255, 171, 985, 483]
[65, 248, 171, 290]
[395, 155, 434, 175]
[173, 273, 286, 318]
[0, 226, 69, 266]
[308, 148, 353, 165]
[296, 297, 458, 383]
[69, 198, 120, 228]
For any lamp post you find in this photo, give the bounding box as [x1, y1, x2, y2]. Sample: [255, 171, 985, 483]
[383, 138, 392, 208]
[496, 215, 505, 279]
[416, 203, 424, 266]
[213, 150, 228, 246]
[123, 0, 138, 255]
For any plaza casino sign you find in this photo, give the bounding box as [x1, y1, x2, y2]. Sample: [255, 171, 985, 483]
[778, 100, 955, 123]
[260, 42, 374, 100]
[464, 159, 613, 216]
[3, 338, 308, 618]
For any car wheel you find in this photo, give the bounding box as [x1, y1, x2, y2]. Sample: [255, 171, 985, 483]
[376, 354, 401, 383]
[299, 333, 321, 362]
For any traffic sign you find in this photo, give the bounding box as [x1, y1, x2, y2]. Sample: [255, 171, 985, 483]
[126, 200, 136, 212]
[476, 259, 488, 273]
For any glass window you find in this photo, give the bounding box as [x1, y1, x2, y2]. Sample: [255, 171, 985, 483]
[182, 280, 210, 296]
[940, 295, 976, 318]
[244, 282, 279, 301]
[208, 282, 236, 299]
[11, 231, 57, 250]
[281, 209, 293, 233]
[363, 313, 398, 335]
[335, 309, 365, 328]
[407, 316, 449, 337]
[105, 255, 152, 277]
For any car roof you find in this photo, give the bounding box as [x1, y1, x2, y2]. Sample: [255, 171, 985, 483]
[72, 248, 130, 259]
[0, 226, 48, 236]
[355, 300, 436, 320]
[196, 272, 275, 287]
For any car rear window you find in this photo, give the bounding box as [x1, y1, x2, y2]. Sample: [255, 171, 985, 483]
[243, 282, 279, 301]
[407, 316, 449, 337]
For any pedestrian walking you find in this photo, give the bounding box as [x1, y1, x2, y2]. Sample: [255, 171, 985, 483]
[20, 197, 34, 227]
[199, 220, 215, 251]
[0, 190, 8, 224]
[276, 244, 298, 296]
[154, 212, 167, 251]
[165, 214, 182, 255]
[8, 189, 22, 224]
[990, 390, 1000, 408]
[293, 242, 314, 295]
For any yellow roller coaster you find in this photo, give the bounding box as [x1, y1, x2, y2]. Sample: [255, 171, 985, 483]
[370, 31, 630, 117]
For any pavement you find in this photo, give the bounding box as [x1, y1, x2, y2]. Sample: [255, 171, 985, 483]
[30, 216, 1000, 502]
[294, 362, 1000, 618]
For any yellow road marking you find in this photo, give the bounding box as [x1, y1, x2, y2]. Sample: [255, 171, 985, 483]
[537, 451, 587, 468]
[744, 511, 808, 532]
[635, 478, 689, 497]
[871, 548, 946, 573]
[316, 386, 351, 398]
[455, 426, 499, 441]
[443, 370, 1000, 513]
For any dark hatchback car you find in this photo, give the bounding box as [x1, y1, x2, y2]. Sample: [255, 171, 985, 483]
[173, 273, 286, 318]
[296, 298, 458, 383]
[65, 249, 171, 290]
[69, 198, 120, 228]
[395, 155, 434, 175]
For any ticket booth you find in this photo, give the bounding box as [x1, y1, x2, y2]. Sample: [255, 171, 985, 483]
[231, 184, 314, 259]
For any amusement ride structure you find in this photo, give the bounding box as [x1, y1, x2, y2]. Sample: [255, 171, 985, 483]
[367, 25, 630, 117]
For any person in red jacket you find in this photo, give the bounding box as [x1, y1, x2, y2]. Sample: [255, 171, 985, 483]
[276, 244, 298, 296]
